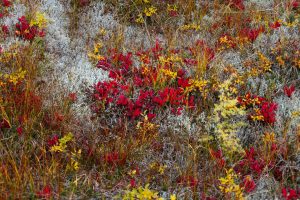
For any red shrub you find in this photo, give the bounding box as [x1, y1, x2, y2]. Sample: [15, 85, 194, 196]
[15, 16, 45, 41]
[36, 185, 52, 199]
[47, 135, 59, 147]
[177, 175, 198, 188]
[2, 0, 11, 7]
[103, 151, 127, 166]
[79, 0, 90, 7]
[270, 21, 281, 29]
[240, 27, 265, 42]
[234, 147, 266, 176]
[238, 93, 278, 125]
[228, 0, 245, 10]
[16, 126, 23, 136]
[210, 149, 226, 168]
[282, 188, 300, 200]
[260, 101, 277, 124]
[1, 25, 9, 36]
[242, 175, 256, 193]
[0, 118, 11, 129]
[284, 85, 295, 98]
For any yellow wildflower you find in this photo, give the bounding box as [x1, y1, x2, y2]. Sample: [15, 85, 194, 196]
[276, 56, 285, 66]
[220, 35, 229, 43]
[292, 110, 300, 117]
[30, 12, 48, 28]
[167, 4, 178, 12]
[158, 164, 167, 174]
[137, 115, 158, 133]
[258, 52, 272, 72]
[88, 42, 105, 61]
[0, 80, 5, 87]
[218, 35, 236, 50]
[213, 78, 246, 155]
[136, 13, 145, 23]
[121, 184, 163, 200]
[283, 20, 298, 27]
[263, 132, 276, 144]
[159, 55, 182, 65]
[184, 78, 208, 94]
[3, 69, 27, 85]
[250, 108, 264, 121]
[180, 23, 200, 31]
[293, 58, 300, 69]
[160, 68, 177, 79]
[68, 158, 79, 171]
[98, 27, 106, 35]
[94, 42, 103, 54]
[128, 169, 137, 177]
[219, 169, 245, 200]
[144, 6, 157, 17]
[141, 66, 150, 75]
[50, 132, 73, 152]
[170, 194, 176, 200]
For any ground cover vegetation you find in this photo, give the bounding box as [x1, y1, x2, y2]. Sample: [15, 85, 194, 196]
[0, 0, 300, 199]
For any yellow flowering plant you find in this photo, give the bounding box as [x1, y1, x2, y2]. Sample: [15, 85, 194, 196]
[50, 132, 74, 152]
[219, 169, 244, 200]
[66, 149, 81, 171]
[180, 23, 200, 31]
[121, 184, 164, 200]
[2, 69, 27, 85]
[212, 77, 246, 156]
[144, 6, 157, 17]
[30, 12, 48, 28]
